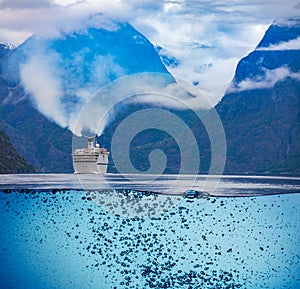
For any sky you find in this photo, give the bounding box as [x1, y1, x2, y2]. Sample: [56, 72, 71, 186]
[0, 0, 299, 105]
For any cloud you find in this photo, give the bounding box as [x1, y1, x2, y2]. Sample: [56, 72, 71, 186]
[0, 0, 299, 105]
[71, 72, 213, 136]
[19, 37, 127, 134]
[131, 81, 212, 110]
[137, 15, 268, 104]
[228, 66, 300, 92]
[0, 0, 52, 9]
[90, 55, 126, 87]
[127, 0, 299, 104]
[20, 52, 68, 127]
[0, 28, 31, 45]
[0, 0, 129, 43]
[257, 37, 300, 51]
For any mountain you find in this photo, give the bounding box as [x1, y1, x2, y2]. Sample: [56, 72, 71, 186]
[215, 20, 300, 175]
[0, 22, 172, 173]
[1, 20, 299, 175]
[0, 129, 35, 173]
[0, 23, 170, 92]
[113, 20, 300, 176]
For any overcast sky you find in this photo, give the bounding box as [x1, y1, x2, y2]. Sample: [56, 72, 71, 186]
[0, 0, 299, 104]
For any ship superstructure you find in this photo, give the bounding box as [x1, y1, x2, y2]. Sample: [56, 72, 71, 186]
[72, 136, 109, 174]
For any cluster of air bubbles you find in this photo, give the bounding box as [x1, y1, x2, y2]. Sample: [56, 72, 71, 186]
[84, 189, 182, 218]
[78, 188, 211, 217]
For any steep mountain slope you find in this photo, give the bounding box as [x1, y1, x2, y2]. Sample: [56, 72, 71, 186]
[0, 129, 35, 173]
[0, 97, 73, 173]
[118, 21, 300, 176]
[216, 20, 300, 175]
[0, 23, 172, 172]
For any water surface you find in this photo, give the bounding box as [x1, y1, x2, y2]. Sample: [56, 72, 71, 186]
[0, 174, 299, 288]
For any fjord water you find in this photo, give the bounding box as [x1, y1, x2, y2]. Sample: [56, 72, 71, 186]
[0, 175, 299, 288]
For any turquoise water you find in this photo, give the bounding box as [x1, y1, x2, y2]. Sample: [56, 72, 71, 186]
[0, 177, 300, 288]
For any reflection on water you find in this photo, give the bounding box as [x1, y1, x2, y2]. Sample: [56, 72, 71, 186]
[0, 175, 299, 288]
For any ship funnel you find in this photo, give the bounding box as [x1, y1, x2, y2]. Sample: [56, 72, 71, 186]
[81, 134, 97, 149]
[87, 138, 94, 149]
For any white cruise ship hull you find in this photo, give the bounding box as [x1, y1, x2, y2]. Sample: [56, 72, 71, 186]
[73, 162, 104, 174]
[73, 151, 109, 174]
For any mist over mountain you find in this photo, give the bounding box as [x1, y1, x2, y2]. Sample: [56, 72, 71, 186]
[0, 23, 172, 130]
[115, 20, 300, 176]
[0, 19, 299, 175]
[257, 20, 300, 48]
[228, 22, 300, 89]
[0, 22, 172, 172]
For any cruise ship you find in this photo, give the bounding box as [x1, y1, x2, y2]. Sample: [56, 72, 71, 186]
[72, 136, 109, 174]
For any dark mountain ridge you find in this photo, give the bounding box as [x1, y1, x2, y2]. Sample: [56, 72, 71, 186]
[215, 21, 300, 175]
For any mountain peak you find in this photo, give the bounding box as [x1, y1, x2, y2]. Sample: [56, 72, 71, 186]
[257, 19, 300, 49]
[227, 19, 300, 90]
[0, 42, 14, 59]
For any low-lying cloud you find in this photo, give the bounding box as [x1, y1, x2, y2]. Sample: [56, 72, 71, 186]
[257, 37, 300, 51]
[1, 0, 299, 105]
[228, 66, 300, 92]
[71, 72, 212, 137]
